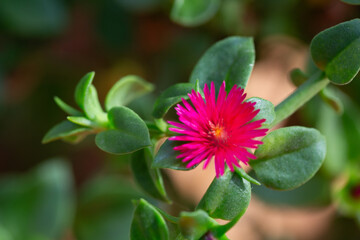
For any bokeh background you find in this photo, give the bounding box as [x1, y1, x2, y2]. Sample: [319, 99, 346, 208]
[1, 0, 360, 239]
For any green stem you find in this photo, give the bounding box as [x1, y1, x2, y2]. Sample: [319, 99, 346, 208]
[211, 212, 243, 238]
[270, 70, 329, 128]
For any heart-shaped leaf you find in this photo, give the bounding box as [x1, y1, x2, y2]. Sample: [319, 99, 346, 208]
[105, 75, 154, 111]
[310, 19, 360, 85]
[252, 126, 326, 190]
[190, 36, 255, 92]
[131, 199, 169, 240]
[197, 170, 251, 220]
[42, 120, 92, 144]
[170, 0, 220, 27]
[95, 107, 151, 154]
[152, 83, 195, 119]
[131, 148, 169, 202]
[153, 139, 196, 171]
[246, 97, 275, 128]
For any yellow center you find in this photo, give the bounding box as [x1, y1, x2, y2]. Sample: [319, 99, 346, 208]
[209, 122, 228, 143]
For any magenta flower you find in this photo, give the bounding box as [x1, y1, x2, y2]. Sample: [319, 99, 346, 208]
[168, 81, 268, 177]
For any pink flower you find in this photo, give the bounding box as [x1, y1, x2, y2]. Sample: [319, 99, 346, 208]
[168, 81, 268, 177]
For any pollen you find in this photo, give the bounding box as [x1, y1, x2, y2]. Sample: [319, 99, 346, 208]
[209, 122, 228, 142]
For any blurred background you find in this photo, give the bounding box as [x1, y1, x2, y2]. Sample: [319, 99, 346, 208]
[1, 0, 360, 239]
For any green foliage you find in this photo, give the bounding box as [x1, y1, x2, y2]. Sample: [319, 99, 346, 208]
[190, 36, 255, 92]
[153, 139, 196, 170]
[197, 170, 251, 220]
[105, 75, 154, 111]
[179, 210, 219, 240]
[42, 120, 92, 144]
[0, 0, 68, 37]
[75, 176, 142, 240]
[310, 19, 360, 85]
[171, 0, 221, 27]
[252, 126, 326, 190]
[246, 97, 275, 128]
[152, 83, 195, 119]
[131, 148, 169, 202]
[131, 199, 169, 240]
[67, 116, 98, 128]
[74, 72, 107, 123]
[0, 159, 74, 240]
[319, 87, 344, 114]
[290, 68, 308, 87]
[95, 107, 151, 154]
[54, 96, 82, 116]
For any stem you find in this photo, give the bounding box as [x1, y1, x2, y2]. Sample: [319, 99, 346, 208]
[211, 212, 243, 238]
[270, 70, 329, 128]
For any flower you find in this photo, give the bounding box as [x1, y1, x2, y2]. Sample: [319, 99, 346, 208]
[168, 81, 268, 177]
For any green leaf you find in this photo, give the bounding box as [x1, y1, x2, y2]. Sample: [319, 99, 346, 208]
[235, 168, 260, 186]
[319, 87, 344, 114]
[84, 85, 107, 123]
[179, 210, 218, 240]
[152, 83, 194, 119]
[246, 97, 275, 128]
[153, 139, 196, 171]
[131, 199, 169, 240]
[105, 75, 154, 111]
[0, 0, 67, 37]
[310, 19, 360, 85]
[67, 116, 98, 128]
[75, 176, 142, 240]
[170, 0, 220, 27]
[341, 0, 360, 5]
[0, 159, 74, 240]
[74, 72, 106, 122]
[197, 170, 251, 220]
[54, 96, 82, 116]
[289, 68, 308, 87]
[42, 120, 92, 144]
[252, 126, 326, 190]
[95, 106, 151, 154]
[131, 148, 169, 202]
[75, 72, 95, 110]
[190, 36, 255, 92]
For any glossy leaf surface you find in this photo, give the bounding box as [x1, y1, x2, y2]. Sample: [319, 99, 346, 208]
[252, 126, 326, 190]
[42, 120, 91, 144]
[197, 170, 251, 220]
[152, 83, 194, 119]
[310, 19, 360, 84]
[105, 75, 154, 111]
[153, 139, 195, 171]
[190, 36, 255, 92]
[131, 199, 169, 240]
[95, 107, 151, 154]
[246, 97, 275, 128]
[131, 148, 169, 202]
